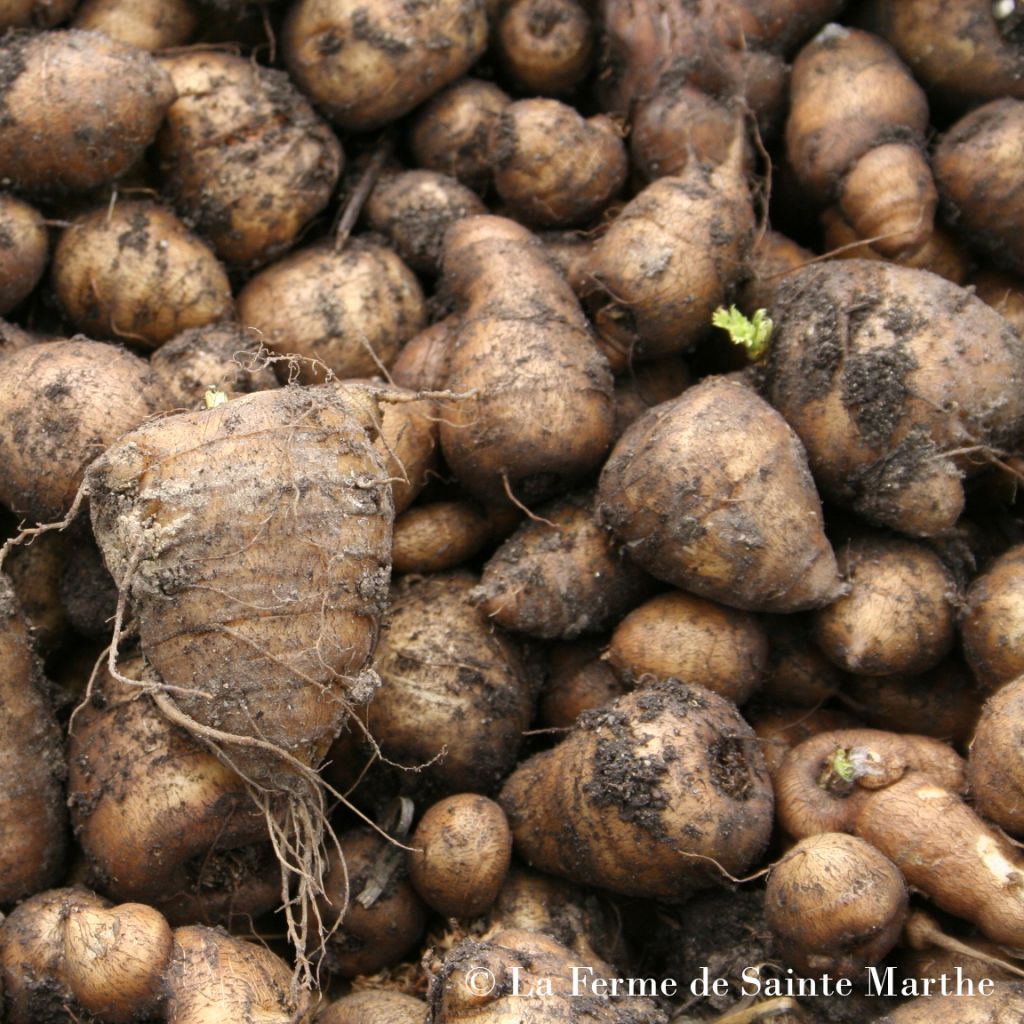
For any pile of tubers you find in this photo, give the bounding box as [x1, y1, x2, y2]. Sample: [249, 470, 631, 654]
[6, 1, 1024, 1022]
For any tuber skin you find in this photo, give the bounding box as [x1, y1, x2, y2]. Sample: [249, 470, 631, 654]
[53, 201, 233, 348]
[581, 139, 755, 361]
[500, 678, 774, 899]
[73, 0, 197, 49]
[490, 99, 627, 228]
[165, 926, 309, 1024]
[765, 832, 907, 979]
[748, 705, 861, 779]
[764, 260, 1024, 537]
[611, 357, 690, 441]
[237, 239, 426, 384]
[409, 78, 511, 194]
[0, 339, 161, 522]
[606, 591, 768, 706]
[812, 533, 957, 677]
[283, 0, 488, 132]
[4, 530, 71, 654]
[858, 0, 1024, 110]
[392, 501, 492, 575]
[597, 377, 842, 613]
[366, 170, 486, 277]
[390, 315, 457, 392]
[759, 615, 846, 708]
[786, 25, 936, 260]
[934, 99, 1024, 277]
[431, 929, 666, 1024]
[68, 654, 279, 925]
[0, 576, 66, 907]
[0, 194, 47, 316]
[540, 640, 628, 729]
[0, 887, 173, 1024]
[0, 29, 175, 194]
[158, 51, 343, 269]
[855, 775, 1024, 951]
[873, 983, 1024, 1022]
[407, 794, 512, 918]
[968, 677, 1024, 837]
[775, 728, 965, 838]
[367, 571, 537, 794]
[319, 827, 428, 978]
[321, 991, 428, 1024]
[0, 0, 77, 27]
[495, 0, 593, 96]
[973, 268, 1024, 335]
[439, 215, 613, 506]
[86, 386, 394, 788]
[474, 491, 654, 640]
[149, 322, 279, 411]
[961, 543, 1024, 692]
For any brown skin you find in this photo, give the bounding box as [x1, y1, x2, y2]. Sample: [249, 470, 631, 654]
[73, 0, 197, 48]
[0, 888, 173, 1024]
[5, 530, 71, 654]
[0, 0, 77, 27]
[775, 728, 965, 838]
[474, 491, 654, 640]
[581, 143, 755, 361]
[846, 661, 981, 747]
[936, 98, 1024, 276]
[390, 315, 456, 392]
[0, 30, 175, 194]
[759, 615, 846, 707]
[765, 832, 908, 979]
[540, 640, 628, 729]
[409, 79, 511, 194]
[150, 323, 279, 411]
[158, 51, 342, 269]
[607, 591, 767, 705]
[491, 100, 627, 228]
[53, 201, 233, 348]
[373, 388, 438, 515]
[283, 0, 488, 132]
[968, 677, 1024, 837]
[165, 926, 309, 1024]
[630, 87, 751, 184]
[813, 534, 956, 677]
[407, 794, 512, 918]
[855, 774, 1024, 950]
[786, 26, 935, 259]
[321, 991, 428, 1024]
[485, 867, 621, 964]
[764, 260, 1024, 537]
[875, 984, 1024, 1023]
[86, 386, 394, 786]
[0, 577, 66, 907]
[320, 828, 428, 978]
[237, 239, 426, 385]
[0, 339, 160, 522]
[368, 571, 536, 794]
[431, 929, 665, 1024]
[439, 216, 614, 505]
[501, 679, 774, 899]
[611, 357, 690, 441]
[392, 501, 492, 575]
[962, 545, 1024, 691]
[366, 170, 486, 277]
[0, 194, 47, 315]
[69, 655, 279, 924]
[858, 0, 1024, 110]
[737, 230, 813, 314]
[598, 378, 842, 613]
[496, 0, 593, 96]
[820, 207, 971, 285]
[748, 705, 861, 779]
[972, 269, 1024, 335]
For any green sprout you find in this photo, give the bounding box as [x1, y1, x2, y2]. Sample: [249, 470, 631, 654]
[204, 388, 228, 409]
[711, 305, 773, 361]
[828, 747, 857, 783]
